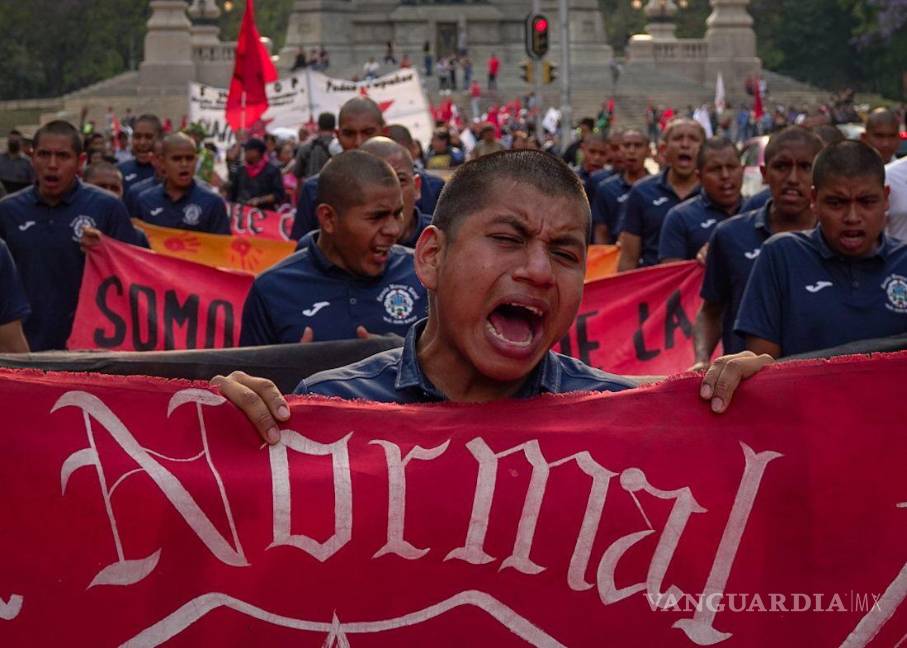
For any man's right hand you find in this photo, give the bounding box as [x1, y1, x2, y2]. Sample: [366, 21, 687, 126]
[210, 371, 290, 445]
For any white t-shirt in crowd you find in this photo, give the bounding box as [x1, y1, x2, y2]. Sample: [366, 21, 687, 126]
[886, 157, 907, 242]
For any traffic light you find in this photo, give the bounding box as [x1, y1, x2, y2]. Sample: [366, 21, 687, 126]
[519, 60, 533, 84]
[525, 13, 549, 59]
[542, 60, 558, 85]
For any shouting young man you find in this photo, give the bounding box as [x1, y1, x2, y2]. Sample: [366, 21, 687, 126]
[736, 140, 907, 358]
[214, 151, 772, 444]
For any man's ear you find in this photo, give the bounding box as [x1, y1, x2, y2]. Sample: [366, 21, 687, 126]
[759, 164, 767, 184]
[414, 225, 444, 291]
[810, 185, 819, 211]
[413, 171, 422, 195]
[317, 203, 339, 234]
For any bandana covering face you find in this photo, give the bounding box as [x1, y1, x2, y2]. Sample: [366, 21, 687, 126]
[244, 156, 268, 178]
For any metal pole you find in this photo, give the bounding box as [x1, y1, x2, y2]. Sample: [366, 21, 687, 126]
[559, 0, 571, 153]
[532, 0, 542, 146]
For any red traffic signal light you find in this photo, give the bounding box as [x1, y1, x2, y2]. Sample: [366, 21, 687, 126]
[525, 13, 549, 59]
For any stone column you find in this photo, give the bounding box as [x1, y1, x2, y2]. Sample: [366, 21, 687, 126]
[705, 0, 761, 97]
[644, 0, 679, 41]
[278, 0, 356, 72]
[188, 0, 234, 87]
[139, 0, 196, 90]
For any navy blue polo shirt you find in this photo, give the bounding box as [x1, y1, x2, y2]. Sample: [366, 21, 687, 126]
[0, 180, 142, 350]
[591, 173, 636, 243]
[418, 171, 445, 215]
[735, 227, 907, 357]
[700, 203, 776, 354]
[658, 193, 741, 261]
[135, 181, 230, 234]
[399, 209, 432, 248]
[295, 319, 636, 401]
[124, 175, 160, 217]
[576, 167, 614, 205]
[0, 239, 29, 326]
[741, 187, 770, 213]
[620, 168, 700, 268]
[240, 232, 428, 345]
[118, 159, 155, 194]
[291, 175, 320, 240]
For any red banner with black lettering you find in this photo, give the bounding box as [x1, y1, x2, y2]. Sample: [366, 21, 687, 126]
[67, 236, 253, 351]
[560, 261, 711, 375]
[228, 202, 296, 241]
[2, 352, 907, 645]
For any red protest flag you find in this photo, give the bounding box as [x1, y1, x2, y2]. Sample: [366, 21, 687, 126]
[753, 76, 764, 121]
[225, 0, 279, 133]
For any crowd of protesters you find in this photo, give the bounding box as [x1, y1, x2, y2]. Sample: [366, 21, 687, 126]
[0, 87, 904, 419]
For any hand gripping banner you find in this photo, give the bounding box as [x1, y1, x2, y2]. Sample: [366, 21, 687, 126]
[1, 352, 907, 645]
[561, 261, 710, 375]
[68, 236, 253, 351]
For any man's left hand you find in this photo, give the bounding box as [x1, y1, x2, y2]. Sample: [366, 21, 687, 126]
[699, 351, 774, 414]
[79, 226, 102, 253]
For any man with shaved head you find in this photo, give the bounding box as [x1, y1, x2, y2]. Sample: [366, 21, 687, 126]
[618, 117, 704, 271]
[291, 97, 388, 239]
[387, 123, 445, 216]
[135, 133, 229, 234]
[359, 136, 431, 247]
[241, 150, 427, 345]
[861, 107, 900, 164]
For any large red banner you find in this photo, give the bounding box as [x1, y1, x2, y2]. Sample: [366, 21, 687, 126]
[68, 236, 253, 351]
[560, 261, 709, 375]
[2, 353, 907, 645]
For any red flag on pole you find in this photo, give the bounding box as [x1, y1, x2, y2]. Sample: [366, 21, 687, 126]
[753, 76, 764, 121]
[225, 0, 278, 133]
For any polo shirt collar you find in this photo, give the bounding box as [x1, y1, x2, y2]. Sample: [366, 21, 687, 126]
[164, 181, 196, 204]
[394, 318, 564, 399]
[700, 191, 741, 215]
[34, 178, 81, 207]
[812, 225, 894, 261]
[753, 201, 773, 235]
[304, 231, 386, 281]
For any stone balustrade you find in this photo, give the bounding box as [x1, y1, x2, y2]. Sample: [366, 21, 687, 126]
[192, 43, 235, 63]
[652, 39, 708, 61]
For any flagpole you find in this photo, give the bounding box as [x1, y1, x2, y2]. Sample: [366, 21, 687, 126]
[241, 91, 247, 133]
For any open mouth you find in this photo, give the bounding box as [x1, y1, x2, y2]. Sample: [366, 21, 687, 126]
[839, 229, 866, 251]
[486, 301, 545, 355]
[370, 245, 390, 265]
[677, 153, 694, 165]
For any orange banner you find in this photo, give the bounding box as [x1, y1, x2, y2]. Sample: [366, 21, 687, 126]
[585, 244, 619, 282]
[135, 220, 295, 275]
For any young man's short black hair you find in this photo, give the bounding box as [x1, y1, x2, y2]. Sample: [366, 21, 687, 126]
[135, 114, 163, 137]
[432, 150, 589, 241]
[317, 150, 399, 216]
[33, 120, 82, 156]
[866, 107, 899, 132]
[82, 161, 122, 182]
[661, 117, 706, 143]
[763, 126, 823, 165]
[811, 125, 845, 147]
[812, 140, 885, 190]
[317, 112, 336, 132]
[387, 124, 414, 148]
[338, 97, 384, 127]
[696, 136, 737, 169]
